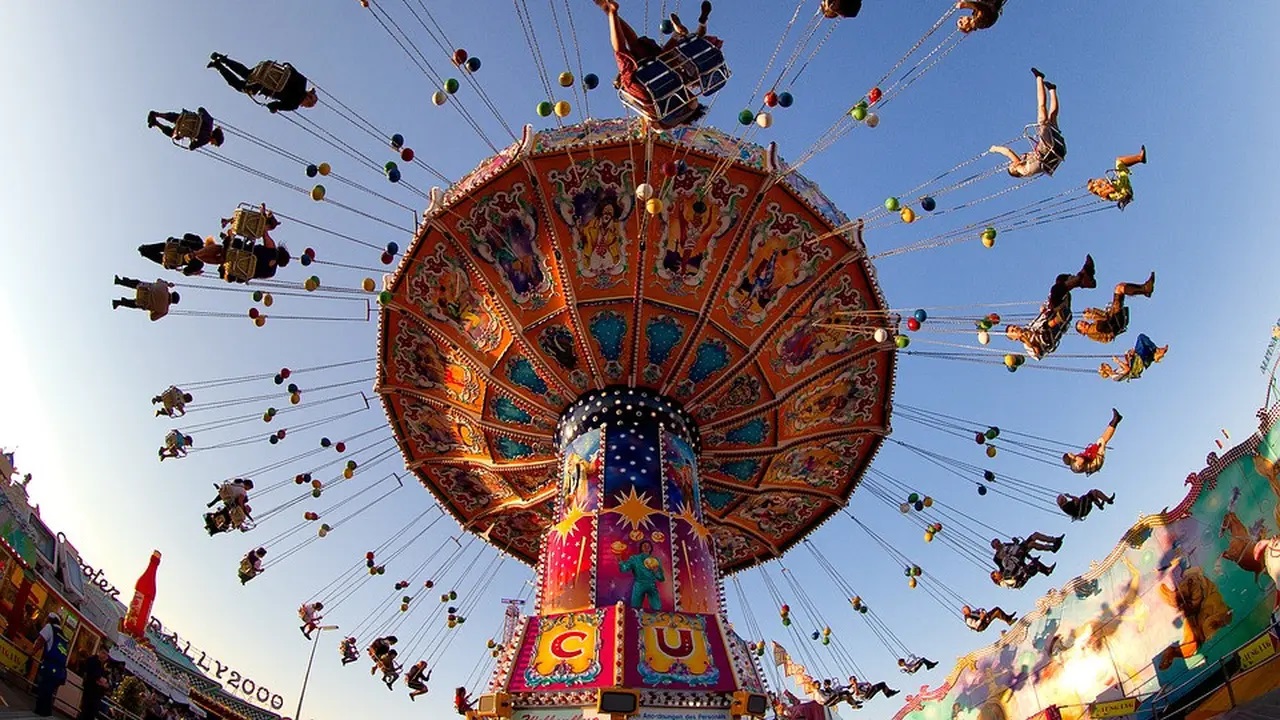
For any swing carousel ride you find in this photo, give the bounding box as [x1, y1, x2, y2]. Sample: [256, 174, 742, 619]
[124, 1, 1178, 718]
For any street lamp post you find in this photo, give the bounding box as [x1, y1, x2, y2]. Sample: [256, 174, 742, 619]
[295, 624, 338, 720]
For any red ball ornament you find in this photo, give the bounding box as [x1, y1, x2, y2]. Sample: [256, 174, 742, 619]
[304, 248, 316, 259]
[868, 87, 883, 104]
[381, 252, 394, 265]
[452, 49, 468, 66]
[335, 442, 346, 453]
[280, 368, 292, 379]
[906, 317, 921, 332]
[248, 308, 260, 319]
[366, 551, 375, 560]
[764, 91, 778, 107]
[400, 148, 414, 162]
[663, 161, 678, 176]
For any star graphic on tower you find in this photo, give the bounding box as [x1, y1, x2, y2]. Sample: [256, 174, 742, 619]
[675, 501, 710, 544]
[604, 487, 660, 531]
[551, 499, 589, 539]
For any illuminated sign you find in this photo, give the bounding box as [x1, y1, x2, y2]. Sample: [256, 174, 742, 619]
[1089, 697, 1138, 718]
[1236, 632, 1277, 672]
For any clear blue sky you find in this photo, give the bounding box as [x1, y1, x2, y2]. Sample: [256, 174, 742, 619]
[1, 2, 1278, 719]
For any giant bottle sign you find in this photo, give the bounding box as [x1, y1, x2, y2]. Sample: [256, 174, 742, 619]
[121, 551, 160, 639]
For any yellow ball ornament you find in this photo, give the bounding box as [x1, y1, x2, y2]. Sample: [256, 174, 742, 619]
[558, 71, 574, 87]
[362, 277, 376, 292]
[317, 162, 331, 176]
[290, 392, 301, 405]
[262, 293, 274, 307]
[254, 316, 266, 327]
[646, 198, 664, 215]
[554, 100, 571, 118]
[900, 207, 916, 223]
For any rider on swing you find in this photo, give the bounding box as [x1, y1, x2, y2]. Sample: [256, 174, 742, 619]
[405, 660, 430, 700]
[596, 0, 715, 129]
[153, 386, 193, 417]
[208, 54, 318, 113]
[146, 107, 224, 150]
[1088, 147, 1147, 210]
[239, 548, 267, 584]
[990, 69, 1066, 178]
[1005, 255, 1096, 359]
[1099, 333, 1168, 381]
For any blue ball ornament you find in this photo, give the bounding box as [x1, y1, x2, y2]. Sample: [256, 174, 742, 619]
[978, 485, 988, 495]
[660, 19, 675, 34]
[386, 241, 399, 255]
[388, 168, 402, 183]
[913, 309, 927, 323]
[464, 57, 481, 73]
[305, 164, 318, 178]
[778, 92, 794, 108]
[269, 435, 279, 445]
[583, 73, 599, 90]
[921, 196, 937, 212]
[300, 254, 313, 267]
[390, 133, 405, 149]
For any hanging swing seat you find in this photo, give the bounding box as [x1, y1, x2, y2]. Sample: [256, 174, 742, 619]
[247, 61, 293, 97]
[205, 505, 253, 536]
[222, 246, 259, 283]
[228, 206, 270, 240]
[618, 36, 731, 127]
[1022, 122, 1067, 176]
[169, 110, 209, 149]
[161, 239, 195, 269]
[1021, 294, 1072, 359]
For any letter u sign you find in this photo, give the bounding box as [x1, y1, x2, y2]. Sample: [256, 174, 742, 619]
[655, 628, 694, 658]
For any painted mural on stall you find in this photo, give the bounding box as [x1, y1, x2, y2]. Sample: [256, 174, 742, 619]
[894, 407, 1280, 720]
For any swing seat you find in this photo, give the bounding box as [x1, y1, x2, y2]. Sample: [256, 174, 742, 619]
[667, 36, 731, 96]
[167, 110, 208, 149]
[222, 247, 259, 283]
[618, 59, 696, 127]
[1023, 122, 1066, 176]
[161, 240, 194, 269]
[1022, 295, 1072, 359]
[228, 207, 270, 240]
[247, 61, 293, 96]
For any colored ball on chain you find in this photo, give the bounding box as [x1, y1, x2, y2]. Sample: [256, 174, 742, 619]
[554, 100, 571, 118]
[981, 227, 997, 248]
[764, 91, 778, 107]
[387, 168, 401, 183]
[287, 383, 299, 394]
[986, 426, 1000, 440]
[1004, 354, 1018, 368]
[868, 87, 882, 104]
[379, 290, 393, 305]
[899, 503, 910, 514]
[253, 290, 265, 303]
[660, 18, 675, 34]
[738, 109, 754, 126]
[464, 57, 481, 72]
[977, 330, 991, 345]
[583, 73, 599, 90]
[290, 392, 300, 404]
[988, 312, 1001, 324]
[908, 492, 920, 504]
[300, 254, 313, 267]
[432, 91, 447, 106]
[390, 133, 405, 149]
[343, 467, 354, 479]
[778, 92, 794, 108]
[452, 49, 468, 66]
[386, 241, 399, 255]
[385, 161, 398, 173]
[335, 442, 346, 453]
[894, 335, 910, 349]
[274, 374, 284, 385]
[363, 277, 376, 292]
[663, 161, 678, 176]
[444, 78, 460, 94]
[986, 445, 998, 458]
[381, 252, 394, 265]
[913, 309, 928, 323]
[865, 112, 880, 128]
[635, 183, 654, 201]
[306, 164, 318, 178]
[248, 308, 260, 319]
[400, 148, 414, 162]
[978, 485, 988, 496]
[645, 198, 664, 215]
[558, 71, 574, 87]
[885, 196, 901, 212]
[311, 185, 326, 201]
[906, 317, 921, 332]
[756, 112, 773, 129]
[263, 293, 273, 307]
[921, 196, 937, 212]
[536, 101, 553, 117]
[269, 435, 279, 445]
[850, 105, 867, 121]
[254, 317, 266, 330]
[974, 432, 986, 444]
[983, 470, 996, 482]
[321, 438, 332, 448]
[318, 162, 331, 176]
[873, 328, 888, 343]
[900, 207, 916, 223]
[914, 500, 925, 511]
